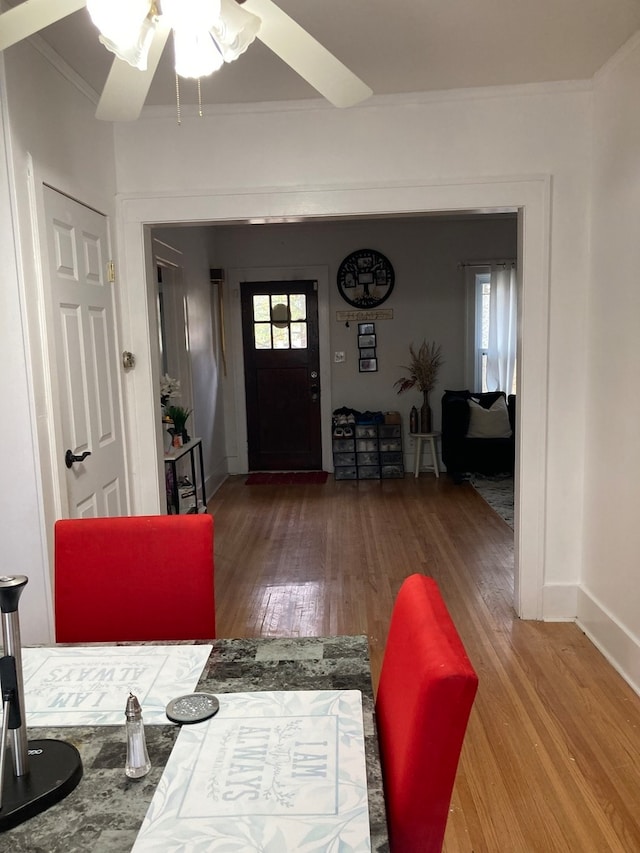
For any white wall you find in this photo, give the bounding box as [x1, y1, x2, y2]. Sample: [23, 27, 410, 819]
[0, 59, 52, 643]
[580, 34, 640, 692]
[2, 41, 118, 643]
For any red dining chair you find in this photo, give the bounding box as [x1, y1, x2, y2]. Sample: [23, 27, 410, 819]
[375, 574, 478, 853]
[54, 514, 215, 643]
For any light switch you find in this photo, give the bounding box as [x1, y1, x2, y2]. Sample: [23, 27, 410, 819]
[334, 351, 346, 363]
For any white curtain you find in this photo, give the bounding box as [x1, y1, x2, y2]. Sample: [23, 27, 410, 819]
[486, 264, 517, 393]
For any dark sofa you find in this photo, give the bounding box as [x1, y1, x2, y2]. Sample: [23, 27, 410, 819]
[441, 390, 516, 481]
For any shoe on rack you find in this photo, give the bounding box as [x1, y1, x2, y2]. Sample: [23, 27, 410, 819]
[343, 426, 353, 437]
[334, 427, 345, 437]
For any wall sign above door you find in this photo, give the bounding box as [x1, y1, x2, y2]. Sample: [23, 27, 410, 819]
[336, 249, 395, 308]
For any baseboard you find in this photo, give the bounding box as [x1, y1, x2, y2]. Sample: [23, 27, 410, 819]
[205, 466, 229, 503]
[542, 582, 578, 620]
[576, 585, 640, 698]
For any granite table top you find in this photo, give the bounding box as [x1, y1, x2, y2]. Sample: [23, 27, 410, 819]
[4, 636, 389, 853]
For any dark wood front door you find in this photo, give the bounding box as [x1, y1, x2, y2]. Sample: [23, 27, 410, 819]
[241, 280, 322, 471]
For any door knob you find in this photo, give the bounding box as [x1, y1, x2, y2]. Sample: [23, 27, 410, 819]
[309, 370, 320, 402]
[65, 449, 92, 469]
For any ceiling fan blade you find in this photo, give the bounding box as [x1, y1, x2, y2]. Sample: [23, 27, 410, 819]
[0, 0, 86, 51]
[95, 22, 171, 122]
[242, 0, 372, 108]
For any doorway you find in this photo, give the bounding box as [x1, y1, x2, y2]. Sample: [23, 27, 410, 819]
[122, 177, 549, 619]
[241, 280, 322, 470]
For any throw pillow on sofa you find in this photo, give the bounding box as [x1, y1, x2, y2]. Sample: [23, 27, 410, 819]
[466, 396, 512, 439]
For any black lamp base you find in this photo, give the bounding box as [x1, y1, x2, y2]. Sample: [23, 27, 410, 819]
[0, 739, 83, 832]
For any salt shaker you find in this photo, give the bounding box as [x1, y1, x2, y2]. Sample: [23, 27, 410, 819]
[125, 693, 151, 779]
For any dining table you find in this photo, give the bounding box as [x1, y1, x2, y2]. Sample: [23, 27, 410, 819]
[4, 635, 389, 852]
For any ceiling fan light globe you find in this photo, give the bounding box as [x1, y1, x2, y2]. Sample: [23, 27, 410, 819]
[161, 0, 222, 31]
[98, 17, 156, 71]
[173, 28, 224, 79]
[88, 0, 156, 68]
[211, 0, 261, 62]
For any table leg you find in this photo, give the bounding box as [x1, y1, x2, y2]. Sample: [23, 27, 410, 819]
[189, 451, 197, 510]
[414, 436, 423, 478]
[429, 436, 440, 479]
[170, 461, 178, 513]
[198, 442, 206, 510]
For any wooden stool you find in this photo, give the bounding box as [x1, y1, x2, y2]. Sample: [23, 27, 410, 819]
[411, 431, 441, 478]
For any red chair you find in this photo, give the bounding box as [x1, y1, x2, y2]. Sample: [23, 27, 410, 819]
[54, 514, 215, 643]
[375, 574, 478, 853]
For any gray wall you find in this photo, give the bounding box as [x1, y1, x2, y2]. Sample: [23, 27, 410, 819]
[208, 214, 518, 432]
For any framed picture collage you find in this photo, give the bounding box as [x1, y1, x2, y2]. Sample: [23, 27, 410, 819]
[358, 322, 377, 372]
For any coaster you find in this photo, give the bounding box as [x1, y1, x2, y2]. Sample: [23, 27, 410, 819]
[166, 693, 220, 724]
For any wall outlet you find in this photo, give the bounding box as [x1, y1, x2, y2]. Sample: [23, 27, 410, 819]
[334, 351, 346, 363]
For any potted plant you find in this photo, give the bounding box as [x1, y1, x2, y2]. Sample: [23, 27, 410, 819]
[394, 341, 443, 433]
[166, 405, 192, 446]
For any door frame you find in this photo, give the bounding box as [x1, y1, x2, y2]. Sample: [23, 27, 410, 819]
[117, 175, 551, 621]
[229, 266, 332, 474]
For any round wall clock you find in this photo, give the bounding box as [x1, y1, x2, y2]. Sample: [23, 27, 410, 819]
[336, 248, 395, 308]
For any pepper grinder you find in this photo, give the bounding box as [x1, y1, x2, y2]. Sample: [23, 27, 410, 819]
[125, 692, 151, 778]
[0, 574, 82, 830]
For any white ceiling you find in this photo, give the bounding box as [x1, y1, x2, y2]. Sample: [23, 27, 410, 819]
[7, 0, 640, 109]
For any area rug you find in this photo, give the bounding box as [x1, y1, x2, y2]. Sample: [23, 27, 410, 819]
[470, 474, 514, 529]
[245, 471, 329, 485]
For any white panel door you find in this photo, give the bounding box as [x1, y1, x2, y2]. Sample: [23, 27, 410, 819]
[44, 187, 127, 518]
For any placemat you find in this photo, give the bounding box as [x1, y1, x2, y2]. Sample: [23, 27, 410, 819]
[21, 644, 212, 726]
[132, 689, 371, 851]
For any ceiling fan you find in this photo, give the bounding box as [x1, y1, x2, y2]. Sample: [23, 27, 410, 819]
[0, 0, 373, 121]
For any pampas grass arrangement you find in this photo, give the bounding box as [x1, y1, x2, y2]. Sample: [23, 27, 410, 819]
[394, 340, 443, 432]
[394, 340, 443, 395]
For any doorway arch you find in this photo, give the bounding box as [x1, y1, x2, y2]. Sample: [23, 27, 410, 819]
[117, 176, 550, 619]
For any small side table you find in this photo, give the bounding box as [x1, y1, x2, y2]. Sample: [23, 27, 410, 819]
[411, 431, 441, 478]
[164, 437, 207, 513]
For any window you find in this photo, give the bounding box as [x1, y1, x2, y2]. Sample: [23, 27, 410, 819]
[466, 265, 517, 394]
[475, 272, 491, 392]
[252, 293, 308, 350]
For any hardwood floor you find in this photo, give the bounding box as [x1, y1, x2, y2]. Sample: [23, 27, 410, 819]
[209, 474, 640, 852]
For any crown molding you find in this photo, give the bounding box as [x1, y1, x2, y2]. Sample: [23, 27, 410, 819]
[593, 27, 640, 88]
[19, 21, 593, 125]
[28, 30, 99, 106]
[138, 78, 592, 122]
